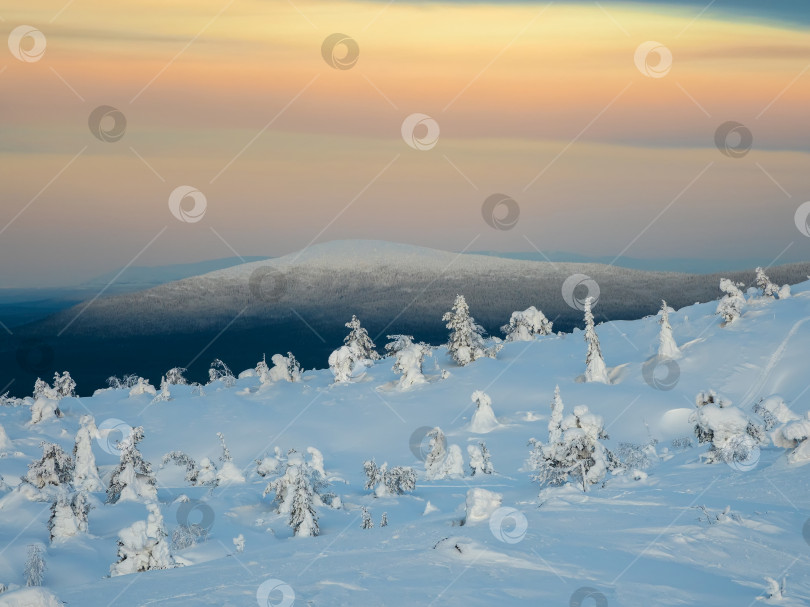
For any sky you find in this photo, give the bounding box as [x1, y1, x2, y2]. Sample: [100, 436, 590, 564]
[1, 0, 809, 287]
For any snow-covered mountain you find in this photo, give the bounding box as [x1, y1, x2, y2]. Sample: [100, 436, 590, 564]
[0, 279, 808, 605]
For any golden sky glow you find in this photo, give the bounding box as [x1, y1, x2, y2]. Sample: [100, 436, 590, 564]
[1, 1, 809, 285]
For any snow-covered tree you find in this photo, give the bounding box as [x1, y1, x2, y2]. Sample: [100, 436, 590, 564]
[208, 359, 235, 387]
[48, 491, 91, 542]
[268, 353, 302, 383]
[469, 390, 499, 433]
[501, 306, 553, 342]
[107, 427, 157, 504]
[386, 335, 430, 389]
[73, 416, 103, 492]
[233, 534, 245, 553]
[215, 432, 245, 484]
[755, 267, 789, 299]
[380, 512, 388, 527]
[289, 467, 319, 537]
[716, 279, 745, 325]
[328, 342, 371, 384]
[161, 451, 201, 485]
[583, 297, 609, 383]
[29, 380, 62, 425]
[24, 544, 46, 587]
[424, 427, 464, 480]
[361, 507, 373, 529]
[23, 442, 74, 492]
[52, 372, 76, 399]
[150, 377, 172, 404]
[691, 390, 765, 466]
[171, 522, 208, 550]
[467, 441, 494, 476]
[443, 295, 499, 366]
[529, 389, 614, 491]
[773, 412, 810, 465]
[107, 374, 141, 390]
[657, 300, 681, 359]
[160, 433, 243, 489]
[164, 367, 188, 385]
[110, 502, 174, 576]
[363, 459, 416, 497]
[128, 377, 156, 397]
[344, 315, 380, 361]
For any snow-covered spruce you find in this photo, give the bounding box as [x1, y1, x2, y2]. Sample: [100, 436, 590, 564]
[362, 459, 416, 497]
[755, 266, 790, 300]
[424, 427, 464, 480]
[262, 448, 336, 537]
[24, 544, 46, 587]
[72, 416, 103, 493]
[164, 367, 188, 385]
[48, 491, 91, 542]
[716, 278, 745, 325]
[344, 315, 380, 361]
[208, 359, 236, 387]
[385, 335, 430, 389]
[772, 411, 810, 465]
[171, 522, 208, 551]
[657, 300, 681, 359]
[256, 353, 302, 384]
[23, 442, 74, 493]
[160, 433, 244, 488]
[583, 297, 609, 383]
[128, 377, 156, 398]
[150, 377, 172, 404]
[442, 294, 500, 366]
[468, 390, 499, 433]
[467, 441, 494, 476]
[106, 427, 157, 504]
[29, 378, 63, 425]
[329, 315, 379, 383]
[110, 502, 174, 576]
[690, 390, 766, 465]
[528, 386, 615, 491]
[501, 306, 553, 342]
[361, 507, 373, 530]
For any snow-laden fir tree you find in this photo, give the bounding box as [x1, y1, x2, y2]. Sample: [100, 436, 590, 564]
[583, 297, 609, 383]
[755, 267, 790, 299]
[208, 359, 236, 387]
[424, 427, 464, 480]
[24, 544, 46, 587]
[716, 278, 745, 325]
[164, 367, 188, 385]
[363, 459, 416, 497]
[690, 390, 765, 465]
[150, 377, 172, 404]
[48, 491, 91, 542]
[380, 512, 388, 527]
[29, 379, 62, 425]
[23, 442, 74, 492]
[73, 415, 103, 492]
[657, 300, 681, 359]
[501, 306, 553, 342]
[344, 315, 380, 361]
[468, 390, 499, 433]
[467, 441, 494, 476]
[107, 427, 157, 504]
[328, 345, 369, 384]
[528, 388, 614, 491]
[289, 467, 319, 537]
[110, 502, 174, 576]
[442, 294, 499, 366]
[52, 372, 76, 398]
[128, 377, 156, 397]
[361, 506, 373, 529]
[160, 433, 244, 488]
[386, 335, 430, 389]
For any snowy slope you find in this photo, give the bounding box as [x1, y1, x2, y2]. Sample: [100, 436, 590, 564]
[1, 282, 810, 606]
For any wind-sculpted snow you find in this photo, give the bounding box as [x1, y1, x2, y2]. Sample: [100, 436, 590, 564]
[1, 280, 810, 605]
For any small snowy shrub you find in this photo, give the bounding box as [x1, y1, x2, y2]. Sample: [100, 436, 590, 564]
[208, 359, 235, 387]
[501, 306, 553, 342]
[107, 427, 157, 504]
[386, 335, 430, 389]
[690, 390, 765, 466]
[24, 544, 46, 587]
[755, 267, 789, 299]
[468, 391, 499, 433]
[23, 442, 74, 492]
[467, 441, 494, 476]
[716, 279, 745, 325]
[423, 427, 464, 480]
[363, 459, 416, 497]
[110, 502, 174, 576]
